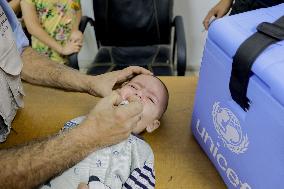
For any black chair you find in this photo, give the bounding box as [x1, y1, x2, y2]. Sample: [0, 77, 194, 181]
[68, 0, 186, 76]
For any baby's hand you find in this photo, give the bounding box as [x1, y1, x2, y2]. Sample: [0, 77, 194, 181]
[69, 30, 83, 44]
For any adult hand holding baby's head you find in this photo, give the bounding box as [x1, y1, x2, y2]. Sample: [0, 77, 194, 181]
[82, 91, 143, 147]
[86, 66, 152, 97]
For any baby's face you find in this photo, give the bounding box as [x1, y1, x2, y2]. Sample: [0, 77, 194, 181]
[117, 75, 167, 134]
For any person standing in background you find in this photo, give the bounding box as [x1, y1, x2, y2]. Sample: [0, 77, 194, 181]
[21, 0, 83, 64]
[203, 0, 284, 30]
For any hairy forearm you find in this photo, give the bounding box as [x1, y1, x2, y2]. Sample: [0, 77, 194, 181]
[0, 125, 98, 188]
[21, 47, 95, 94]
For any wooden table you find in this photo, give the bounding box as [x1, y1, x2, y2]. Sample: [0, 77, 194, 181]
[0, 77, 226, 189]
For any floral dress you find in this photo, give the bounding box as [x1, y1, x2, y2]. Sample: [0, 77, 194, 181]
[25, 0, 81, 64]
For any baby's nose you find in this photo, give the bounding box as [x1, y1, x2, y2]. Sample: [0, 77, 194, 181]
[135, 91, 143, 100]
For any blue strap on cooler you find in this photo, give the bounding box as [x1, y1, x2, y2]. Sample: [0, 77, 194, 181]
[229, 15, 284, 111]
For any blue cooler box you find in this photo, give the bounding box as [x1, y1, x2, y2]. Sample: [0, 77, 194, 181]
[191, 4, 284, 189]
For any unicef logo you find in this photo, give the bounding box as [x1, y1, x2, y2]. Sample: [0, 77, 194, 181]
[212, 102, 249, 154]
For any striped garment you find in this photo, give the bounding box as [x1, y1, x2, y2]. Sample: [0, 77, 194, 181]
[88, 164, 155, 189]
[122, 164, 155, 189]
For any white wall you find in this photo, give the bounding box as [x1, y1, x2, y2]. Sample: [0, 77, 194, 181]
[78, 0, 97, 72]
[79, 0, 219, 72]
[174, 0, 218, 71]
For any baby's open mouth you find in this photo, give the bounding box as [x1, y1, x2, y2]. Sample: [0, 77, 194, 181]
[119, 100, 129, 106]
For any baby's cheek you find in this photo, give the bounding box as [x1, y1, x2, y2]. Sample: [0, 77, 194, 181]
[146, 105, 160, 118]
[142, 105, 153, 118]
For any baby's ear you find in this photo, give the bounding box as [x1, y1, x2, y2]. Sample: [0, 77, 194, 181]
[146, 120, 160, 133]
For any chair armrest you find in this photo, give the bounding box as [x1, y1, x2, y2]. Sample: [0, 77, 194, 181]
[67, 16, 95, 70]
[79, 16, 95, 32]
[172, 16, 186, 76]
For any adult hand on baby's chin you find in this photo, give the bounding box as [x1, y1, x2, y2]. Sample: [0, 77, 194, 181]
[86, 66, 153, 97]
[83, 91, 143, 147]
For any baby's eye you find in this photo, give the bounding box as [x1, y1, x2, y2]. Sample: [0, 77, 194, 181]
[148, 97, 155, 104]
[129, 84, 137, 89]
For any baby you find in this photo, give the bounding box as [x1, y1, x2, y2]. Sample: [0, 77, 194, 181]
[40, 74, 169, 189]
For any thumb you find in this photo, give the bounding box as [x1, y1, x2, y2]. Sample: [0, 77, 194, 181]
[77, 183, 89, 189]
[96, 91, 123, 109]
[116, 95, 143, 118]
[99, 88, 113, 97]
